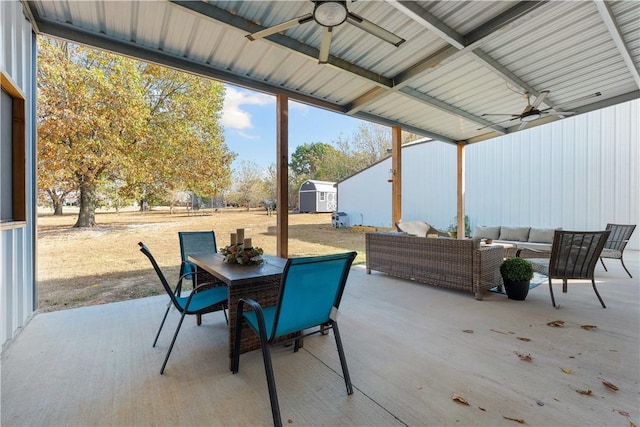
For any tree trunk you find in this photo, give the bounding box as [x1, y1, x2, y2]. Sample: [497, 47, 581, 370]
[74, 183, 97, 227]
[47, 189, 65, 216]
[52, 197, 64, 215]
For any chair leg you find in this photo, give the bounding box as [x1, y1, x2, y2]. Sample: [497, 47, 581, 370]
[231, 307, 244, 374]
[591, 279, 606, 308]
[259, 337, 282, 427]
[562, 279, 568, 293]
[160, 311, 188, 375]
[620, 258, 633, 278]
[223, 303, 229, 325]
[600, 257, 608, 272]
[197, 314, 202, 326]
[331, 321, 353, 395]
[153, 304, 171, 347]
[548, 278, 557, 308]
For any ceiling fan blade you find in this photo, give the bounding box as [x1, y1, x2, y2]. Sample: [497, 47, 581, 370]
[318, 27, 333, 64]
[543, 111, 578, 116]
[346, 13, 405, 46]
[476, 116, 519, 131]
[482, 113, 521, 117]
[246, 13, 313, 41]
[531, 90, 550, 109]
[517, 122, 529, 131]
[542, 91, 602, 111]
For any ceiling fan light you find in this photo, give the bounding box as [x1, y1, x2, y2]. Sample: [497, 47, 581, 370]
[314, 1, 347, 27]
[520, 112, 542, 122]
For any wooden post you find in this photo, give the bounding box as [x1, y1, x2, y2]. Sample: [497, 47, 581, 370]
[391, 126, 402, 226]
[276, 94, 288, 258]
[457, 142, 465, 239]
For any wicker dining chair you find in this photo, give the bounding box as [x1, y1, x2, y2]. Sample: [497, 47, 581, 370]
[599, 223, 636, 278]
[527, 230, 610, 308]
[232, 252, 357, 427]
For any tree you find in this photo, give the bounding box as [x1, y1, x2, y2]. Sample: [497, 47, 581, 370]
[37, 38, 233, 226]
[289, 142, 338, 179]
[228, 161, 268, 210]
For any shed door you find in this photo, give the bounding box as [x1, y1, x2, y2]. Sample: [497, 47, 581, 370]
[326, 192, 336, 210]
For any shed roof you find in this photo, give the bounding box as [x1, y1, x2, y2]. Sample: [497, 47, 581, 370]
[300, 180, 337, 192]
[22, 0, 639, 145]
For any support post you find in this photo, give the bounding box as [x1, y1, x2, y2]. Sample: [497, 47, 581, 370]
[276, 94, 288, 258]
[391, 126, 402, 226]
[457, 142, 465, 239]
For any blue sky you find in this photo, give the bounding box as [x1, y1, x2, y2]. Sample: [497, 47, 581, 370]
[221, 84, 368, 171]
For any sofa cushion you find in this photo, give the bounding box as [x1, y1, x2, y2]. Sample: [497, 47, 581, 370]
[473, 225, 501, 240]
[396, 221, 431, 237]
[499, 226, 530, 242]
[528, 228, 558, 243]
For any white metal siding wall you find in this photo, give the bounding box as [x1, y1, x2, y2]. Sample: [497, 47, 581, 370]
[338, 158, 392, 227]
[401, 141, 457, 231]
[1, 1, 36, 348]
[338, 100, 639, 250]
[466, 100, 639, 250]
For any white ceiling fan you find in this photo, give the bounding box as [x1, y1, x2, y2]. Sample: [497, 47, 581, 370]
[245, 0, 406, 64]
[479, 91, 602, 131]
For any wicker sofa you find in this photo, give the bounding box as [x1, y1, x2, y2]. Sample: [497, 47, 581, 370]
[365, 232, 504, 300]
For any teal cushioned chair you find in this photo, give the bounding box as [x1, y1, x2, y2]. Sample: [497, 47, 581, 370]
[232, 251, 357, 427]
[139, 242, 228, 374]
[178, 230, 227, 325]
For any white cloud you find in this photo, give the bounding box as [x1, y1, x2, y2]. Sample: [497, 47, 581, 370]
[221, 86, 272, 130]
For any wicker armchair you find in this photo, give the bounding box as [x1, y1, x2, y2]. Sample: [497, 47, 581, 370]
[599, 224, 636, 278]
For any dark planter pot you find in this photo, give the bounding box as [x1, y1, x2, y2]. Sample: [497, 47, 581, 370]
[503, 279, 530, 300]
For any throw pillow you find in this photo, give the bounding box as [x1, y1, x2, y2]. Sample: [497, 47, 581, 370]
[528, 228, 560, 243]
[473, 225, 500, 240]
[396, 221, 430, 237]
[499, 226, 530, 242]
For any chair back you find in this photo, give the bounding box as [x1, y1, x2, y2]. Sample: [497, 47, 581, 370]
[548, 230, 610, 280]
[138, 242, 181, 309]
[179, 231, 217, 279]
[270, 252, 357, 339]
[604, 223, 636, 252]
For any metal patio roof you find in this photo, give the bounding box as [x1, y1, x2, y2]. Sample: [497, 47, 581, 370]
[22, 0, 640, 145]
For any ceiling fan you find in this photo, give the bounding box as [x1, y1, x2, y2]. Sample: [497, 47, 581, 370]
[479, 91, 602, 131]
[245, 1, 406, 64]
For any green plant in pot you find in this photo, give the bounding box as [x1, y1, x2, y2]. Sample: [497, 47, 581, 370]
[500, 257, 534, 300]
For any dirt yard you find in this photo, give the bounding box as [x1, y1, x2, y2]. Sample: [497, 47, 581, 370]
[37, 207, 388, 312]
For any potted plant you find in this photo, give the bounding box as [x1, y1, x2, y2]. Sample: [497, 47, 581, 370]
[447, 215, 471, 238]
[500, 257, 534, 300]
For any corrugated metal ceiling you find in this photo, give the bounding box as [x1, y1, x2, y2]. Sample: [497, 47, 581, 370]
[22, 0, 640, 145]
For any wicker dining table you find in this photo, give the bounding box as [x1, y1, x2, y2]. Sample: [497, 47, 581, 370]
[187, 253, 287, 369]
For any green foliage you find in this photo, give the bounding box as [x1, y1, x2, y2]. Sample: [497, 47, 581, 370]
[37, 37, 233, 226]
[447, 215, 472, 237]
[500, 257, 534, 282]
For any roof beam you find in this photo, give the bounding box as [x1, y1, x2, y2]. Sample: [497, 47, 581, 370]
[29, 16, 348, 114]
[348, 1, 548, 121]
[594, 0, 640, 90]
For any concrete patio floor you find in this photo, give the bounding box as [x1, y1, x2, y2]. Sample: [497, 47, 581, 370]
[2, 253, 639, 426]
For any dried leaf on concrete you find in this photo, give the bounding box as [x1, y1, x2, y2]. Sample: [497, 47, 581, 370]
[462, 329, 474, 333]
[547, 320, 564, 327]
[452, 393, 470, 405]
[514, 351, 533, 362]
[560, 368, 572, 374]
[517, 337, 531, 342]
[602, 380, 619, 391]
[581, 324, 597, 330]
[503, 415, 525, 423]
[576, 389, 592, 395]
